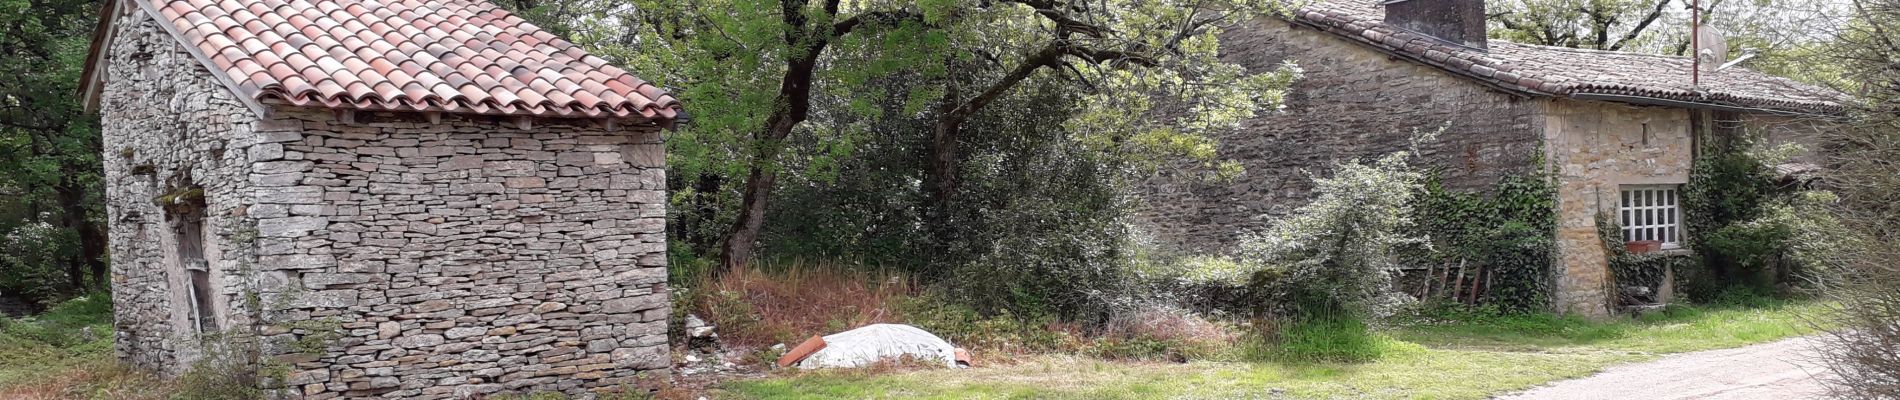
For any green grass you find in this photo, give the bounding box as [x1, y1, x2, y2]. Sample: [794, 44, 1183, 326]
[0, 294, 116, 388]
[717, 300, 1827, 399]
[1390, 300, 1826, 353]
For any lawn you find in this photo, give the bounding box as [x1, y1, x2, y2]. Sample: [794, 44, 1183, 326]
[716, 301, 1829, 399]
[0, 297, 1827, 399]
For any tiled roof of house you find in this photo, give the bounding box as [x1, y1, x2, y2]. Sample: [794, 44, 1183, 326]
[109, 0, 680, 120]
[1293, 1, 1846, 114]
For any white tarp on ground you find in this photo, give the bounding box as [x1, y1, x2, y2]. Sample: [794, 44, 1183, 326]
[797, 324, 962, 369]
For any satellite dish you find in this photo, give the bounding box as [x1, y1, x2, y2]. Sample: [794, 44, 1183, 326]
[1695, 24, 1727, 72]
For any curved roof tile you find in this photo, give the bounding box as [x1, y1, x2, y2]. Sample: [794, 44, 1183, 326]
[1294, 1, 1846, 115]
[141, 0, 680, 120]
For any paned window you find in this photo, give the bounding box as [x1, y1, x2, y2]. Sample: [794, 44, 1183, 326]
[1619, 185, 1682, 248]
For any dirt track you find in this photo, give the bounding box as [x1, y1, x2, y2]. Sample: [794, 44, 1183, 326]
[1495, 336, 1833, 400]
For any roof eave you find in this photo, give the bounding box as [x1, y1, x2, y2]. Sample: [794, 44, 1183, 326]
[1286, 7, 1848, 117]
[1567, 92, 1848, 118]
[1288, 15, 1548, 100]
[77, 0, 123, 114]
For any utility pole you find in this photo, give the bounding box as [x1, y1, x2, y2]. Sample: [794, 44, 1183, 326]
[1691, 0, 1701, 87]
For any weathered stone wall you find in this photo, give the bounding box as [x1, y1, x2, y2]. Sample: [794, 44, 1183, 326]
[1136, 18, 1544, 254]
[99, 9, 672, 399]
[1543, 99, 1693, 317]
[253, 110, 670, 399]
[100, 10, 265, 372]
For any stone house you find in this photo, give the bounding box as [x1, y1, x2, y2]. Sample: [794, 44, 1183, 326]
[1137, 0, 1843, 316]
[80, 0, 679, 397]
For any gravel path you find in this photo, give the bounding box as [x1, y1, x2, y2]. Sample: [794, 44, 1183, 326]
[1495, 336, 1834, 400]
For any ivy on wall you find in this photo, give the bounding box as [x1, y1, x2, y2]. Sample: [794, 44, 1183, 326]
[1595, 212, 1691, 307]
[1412, 153, 1558, 313]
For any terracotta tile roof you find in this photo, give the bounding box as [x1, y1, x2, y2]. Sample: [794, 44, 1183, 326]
[1292, 1, 1846, 114]
[138, 0, 679, 119]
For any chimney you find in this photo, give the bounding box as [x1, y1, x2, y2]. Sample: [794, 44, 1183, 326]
[1382, 0, 1488, 50]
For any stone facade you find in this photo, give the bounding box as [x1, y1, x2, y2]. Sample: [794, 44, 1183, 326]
[1134, 16, 1832, 317]
[101, 11, 264, 371]
[1137, 17, 1543, 254]
[100, 11, 670, 399]
[1542, 100, 1694, 317]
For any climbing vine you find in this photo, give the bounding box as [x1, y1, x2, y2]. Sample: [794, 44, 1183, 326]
[1413, 152, 1558, 313]
[1596, 212, 1688, 307]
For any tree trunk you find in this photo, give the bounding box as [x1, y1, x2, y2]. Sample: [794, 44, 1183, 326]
[720, 166, 779, 271]
[55, 175, 106, 291]
[718, 46, 821, 272]
[921, 118, 963, 238]
[917, 47, 1063, 260]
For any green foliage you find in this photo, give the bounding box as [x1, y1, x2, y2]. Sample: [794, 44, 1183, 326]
[1489, 0, 1850, 64]
[0, 293, 115, 388]
[1234, 138, 1432, 319]
[0, 0, 107, 306]
[549, 1, 1296, 324]
[0, 221, 81, 303]
[1414, 157, 1558, 313]
[1595, 212, 1689, 303]
[897, 296, 1077, 354]
[0, 293, 111, 351]
[169, 344, 264, 400]
[1681, 134, 1806, 296]
[1809, 7, 1900, 395]
[283, 318, 343, 355]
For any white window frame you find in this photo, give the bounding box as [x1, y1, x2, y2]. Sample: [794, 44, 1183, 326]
[1619, 184, 1683, 249]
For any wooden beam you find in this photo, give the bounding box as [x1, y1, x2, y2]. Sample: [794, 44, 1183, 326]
[513, 116, 533, 130]
[424, 111, 442, 124]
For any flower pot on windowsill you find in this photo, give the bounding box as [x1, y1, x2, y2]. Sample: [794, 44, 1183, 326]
[1625, 240, 1663, 254]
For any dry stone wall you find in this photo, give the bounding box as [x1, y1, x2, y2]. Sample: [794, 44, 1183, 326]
[255, 110, 670, 399]
[99, 10, 671, 399]
[100, 11, 264, 372]
[1136, 18, 1544, 254]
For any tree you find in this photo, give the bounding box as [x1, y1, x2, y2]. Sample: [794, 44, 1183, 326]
[914, 0, 1299, 263]
[1489, 0, 1850, 59]
[0, 0, 107, 303]
[1814, 0, 1900, 397]
[1489, 0, 1676, 51]
[575, 0, 1296, 274]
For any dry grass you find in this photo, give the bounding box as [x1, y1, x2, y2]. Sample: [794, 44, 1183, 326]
[1102, 304, 1238, 345]
[695, 264, 918, 349]
[0, 358, 168, 400]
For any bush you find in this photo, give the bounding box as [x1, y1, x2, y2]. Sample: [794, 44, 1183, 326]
[1235, 146, 1426, 319]
[1682, 136, 1790, 293]
[170, 339, 264, 400]
[0, 221, 87, 306]
[897, 295, 1080, 357]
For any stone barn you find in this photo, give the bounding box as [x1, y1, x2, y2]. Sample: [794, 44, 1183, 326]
[1137, 0, 1844, 316]
[80, 0, 678, 397]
